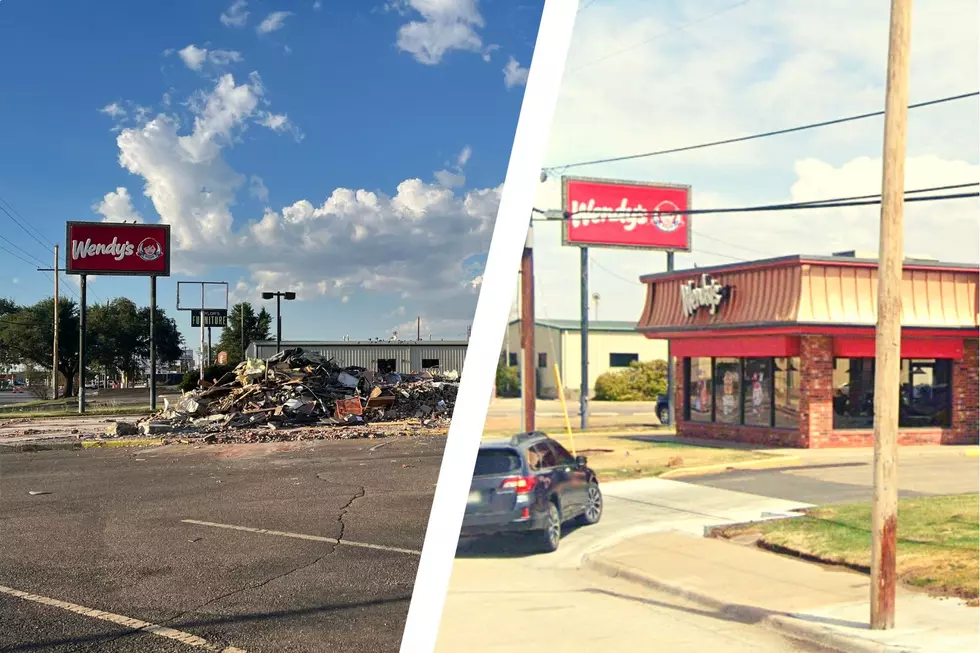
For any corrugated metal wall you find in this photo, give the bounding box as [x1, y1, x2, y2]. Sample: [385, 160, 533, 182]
[250, 342, 467, 374]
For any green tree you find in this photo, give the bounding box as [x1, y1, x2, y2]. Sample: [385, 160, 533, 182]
[0, 298, 80, 396]
[88, 299, 185, 384]
[0, 298, 19, 370]
[217, 302, 272, 363]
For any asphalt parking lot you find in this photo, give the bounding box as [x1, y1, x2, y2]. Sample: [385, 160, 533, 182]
[0, 435, 445, 652]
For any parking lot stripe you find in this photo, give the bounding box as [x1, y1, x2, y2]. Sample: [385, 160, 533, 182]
[0, 584, 246, 652]
[181, 519, 422, 556]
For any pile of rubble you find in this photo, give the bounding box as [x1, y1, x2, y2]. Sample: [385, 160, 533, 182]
[129, 348, 458, 440]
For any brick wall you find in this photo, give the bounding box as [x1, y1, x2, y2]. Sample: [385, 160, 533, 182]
[948, 338, 979, 445]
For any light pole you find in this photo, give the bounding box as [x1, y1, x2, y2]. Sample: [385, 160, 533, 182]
[261, 291, 296, 353]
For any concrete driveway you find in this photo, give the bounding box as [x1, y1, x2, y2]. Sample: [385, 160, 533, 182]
[437, 478, 820, 652]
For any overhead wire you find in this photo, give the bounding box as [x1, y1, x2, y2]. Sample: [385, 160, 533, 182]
[544, 92, 979, 173]
[0, 194, 55, 256]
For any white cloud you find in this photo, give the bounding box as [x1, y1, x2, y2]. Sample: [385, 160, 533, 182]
[257, 11, 292, 34]
[221, 0, 249, 28]
[503, 56, 529, 88]
[101, 74, 495, 324]
[92, 187, 144, 223]
[313, 1, 322, 9]
[434, 144, 472, 188]
[249, 175, 270, 204]
[99, 103, 127, 119]
[392, 0, 486, 65]
[176, 45, 243, 72]
[528, 0, 979, 322]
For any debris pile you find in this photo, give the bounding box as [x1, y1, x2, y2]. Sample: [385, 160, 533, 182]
[137, 348, 458, 438]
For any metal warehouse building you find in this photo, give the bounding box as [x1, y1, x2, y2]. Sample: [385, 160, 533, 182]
[247, 340, 468, 375]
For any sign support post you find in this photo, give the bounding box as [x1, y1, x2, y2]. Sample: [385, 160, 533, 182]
[579, 245, 589, 431]
[200, 285, 206, 380]
[53, 245, 60, 400]
[666, 251, 675, 427]
[149, 275, 157, 411]
[78, 275, 87, 415]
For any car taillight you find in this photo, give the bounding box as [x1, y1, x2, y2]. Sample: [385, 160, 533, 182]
[500, 476, 536, 494]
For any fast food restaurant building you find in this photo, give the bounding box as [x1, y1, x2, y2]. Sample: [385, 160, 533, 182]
[637, 253, 979, 448]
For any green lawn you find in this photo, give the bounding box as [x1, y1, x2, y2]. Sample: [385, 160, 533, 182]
[722, 494, 979, 601]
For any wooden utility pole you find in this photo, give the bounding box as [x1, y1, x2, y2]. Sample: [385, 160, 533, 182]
[871, 0, 913, 631]
[52, 245, 59, 400]
[520, 225, 536, 433]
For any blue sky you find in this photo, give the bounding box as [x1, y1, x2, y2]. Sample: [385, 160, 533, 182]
[0, 0, 543, 351]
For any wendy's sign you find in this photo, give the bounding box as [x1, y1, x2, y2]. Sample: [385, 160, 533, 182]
[66, 222, 171, 277]
[561, 176, 692, 252]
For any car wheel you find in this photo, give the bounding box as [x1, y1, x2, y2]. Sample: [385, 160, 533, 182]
[659, 406, 670, 425]
[577, 482, 603, 525]
[537, 501, 561, 553]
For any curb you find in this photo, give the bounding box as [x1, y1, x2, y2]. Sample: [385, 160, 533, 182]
[659, 455, 802, 479]
[582, 555, 909, 653]
[0, 439, 165, 454]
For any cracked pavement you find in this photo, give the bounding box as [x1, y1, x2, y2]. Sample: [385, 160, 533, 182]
[0, 436, 443, 652]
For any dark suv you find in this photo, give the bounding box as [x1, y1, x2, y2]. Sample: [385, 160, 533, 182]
[461, 432, 602, 553]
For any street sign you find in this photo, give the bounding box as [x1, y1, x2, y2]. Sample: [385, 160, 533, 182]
[191, 309, 228, 328]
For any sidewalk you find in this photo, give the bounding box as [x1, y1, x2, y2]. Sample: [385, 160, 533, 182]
[585, 531, 979, 653]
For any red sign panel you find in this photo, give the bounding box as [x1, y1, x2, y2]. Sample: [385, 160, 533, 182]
[66, 222, 171, 277]
[562, 176, 691, 251]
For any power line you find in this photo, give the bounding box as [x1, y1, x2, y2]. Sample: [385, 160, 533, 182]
[570, 0, 753, 74]
[545, 91, 979, 172]
[0, 195, 54, 256]
[0, 241, 44, 268]
[532, 188, 978, 220]
[0, 233, 47, 268]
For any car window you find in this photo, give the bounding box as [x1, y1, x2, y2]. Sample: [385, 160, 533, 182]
[549, 441, 575, 466]
[473, 449, 523, 477]
[527, 443, 557, 470]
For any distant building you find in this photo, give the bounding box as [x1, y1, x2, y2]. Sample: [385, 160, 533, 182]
[247, 340, 468, 375]
[502, 319, 668, 399]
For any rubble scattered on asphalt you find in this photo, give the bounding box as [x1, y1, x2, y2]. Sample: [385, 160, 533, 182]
[125, 348, 458, 443]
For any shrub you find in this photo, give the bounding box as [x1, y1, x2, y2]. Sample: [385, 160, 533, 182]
[179, 364, 236, 393]
[496, 363, 520, 398]
[594, 359, 667, 401]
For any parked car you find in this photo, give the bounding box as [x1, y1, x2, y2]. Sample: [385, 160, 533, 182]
[461, 432, 602, 553]
[656, 393, 670, 425]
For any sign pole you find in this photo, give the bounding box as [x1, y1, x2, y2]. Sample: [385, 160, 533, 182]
[53, 244, 59, 400]
[207, 327, 212, 366]
[666, 251, 675, 427]
[78, 274, 87, 415]
[871, 0, 913, 631]
[241, 306, 245, 361]
[199, 284, 205, 381]
[579, 246, 589, 431]
[520, 226, 536, 432]
[149, 276, 157, 411]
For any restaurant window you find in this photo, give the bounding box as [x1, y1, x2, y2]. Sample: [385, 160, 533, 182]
[774, 357, 801, 429]
[687, 358, 713, 423]
[508, 352, 518, 366]
[609, 353, 639, 367]
[743, 358, 772, 427]
[538, 353, 547, 368]
[714, 358, 742, 425]
[833, 358, 952, 429]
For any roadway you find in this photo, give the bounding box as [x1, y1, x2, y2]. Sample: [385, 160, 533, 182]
[0, 435, 444, 652]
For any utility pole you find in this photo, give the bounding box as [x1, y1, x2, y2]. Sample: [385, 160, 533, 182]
[417, 316, 421, 341]
[52, 245, 59, 400]
[520, 225, 536, 433]
[871, 0, 913, 631]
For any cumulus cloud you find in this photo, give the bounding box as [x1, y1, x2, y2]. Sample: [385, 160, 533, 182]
[221, 0, 249, 27]
[503, 56, 529, 88]
[392, 0, 486, 65]
[92, 187, 144, 223]
[257, 11, 292, 34]
[101, 74, 496, 324]
[434, 145, 472, 188]
[176, 44, 243, 72]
